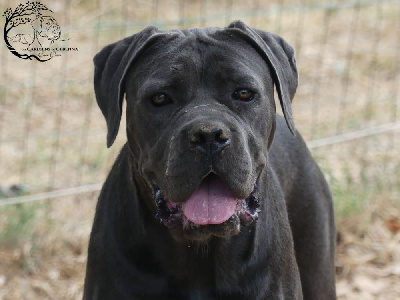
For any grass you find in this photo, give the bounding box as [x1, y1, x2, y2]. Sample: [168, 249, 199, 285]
[331, 180, 370, 218]
[0, 203, 42, 247]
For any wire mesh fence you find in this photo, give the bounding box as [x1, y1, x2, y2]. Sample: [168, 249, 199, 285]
[1, 1, 399, 298]
[0, 0, 399, 212]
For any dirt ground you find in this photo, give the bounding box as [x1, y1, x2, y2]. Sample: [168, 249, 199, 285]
[0, 192, 399, 299]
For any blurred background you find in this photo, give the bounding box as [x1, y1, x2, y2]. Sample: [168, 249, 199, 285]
[0, 0, 399, 298]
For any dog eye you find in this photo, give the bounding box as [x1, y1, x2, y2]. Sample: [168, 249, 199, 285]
[151, 93, 172, 107]
[232, 89, 255, 102]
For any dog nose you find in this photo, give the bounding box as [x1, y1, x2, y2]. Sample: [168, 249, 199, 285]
[189, 126, 231, 154]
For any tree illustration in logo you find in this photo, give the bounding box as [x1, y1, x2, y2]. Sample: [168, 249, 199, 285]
[3, 2, 62, 61]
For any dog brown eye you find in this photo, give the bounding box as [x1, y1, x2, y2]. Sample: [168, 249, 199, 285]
[232, 89, 255, 102]
[151, 94, 171, 107]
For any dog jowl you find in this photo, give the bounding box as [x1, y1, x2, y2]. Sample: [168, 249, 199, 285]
[84, 21, 336, 299]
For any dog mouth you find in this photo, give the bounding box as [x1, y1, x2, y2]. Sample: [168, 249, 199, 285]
[154, 173, 260, 240]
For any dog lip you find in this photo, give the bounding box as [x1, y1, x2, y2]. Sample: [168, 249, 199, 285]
[154, 189, 182, 224]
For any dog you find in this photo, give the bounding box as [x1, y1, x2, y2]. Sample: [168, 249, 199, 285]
[84, 21, 336, 299]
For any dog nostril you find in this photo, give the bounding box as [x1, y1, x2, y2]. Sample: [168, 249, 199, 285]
[190, 132, 206, 145]
[215, 130, 230, 145]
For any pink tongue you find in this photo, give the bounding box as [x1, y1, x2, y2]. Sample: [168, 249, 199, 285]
[183, 175, 237, 225]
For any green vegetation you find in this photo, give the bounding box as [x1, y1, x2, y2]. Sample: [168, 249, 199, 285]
[0, 203, 41, 247]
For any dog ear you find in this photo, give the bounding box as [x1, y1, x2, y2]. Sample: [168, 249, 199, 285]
[227, 20, 298, 135]
[93, 26, 160, 147]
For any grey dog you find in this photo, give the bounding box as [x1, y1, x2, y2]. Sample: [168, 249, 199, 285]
[83, 21, 336, 299]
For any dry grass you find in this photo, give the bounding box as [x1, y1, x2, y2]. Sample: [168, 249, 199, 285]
[0, 195, 95, 300]
[336, 195, 400, 299]
[0, 0, 399, 298]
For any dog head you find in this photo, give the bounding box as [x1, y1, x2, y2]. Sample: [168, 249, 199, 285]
[94, 21, 298, 240]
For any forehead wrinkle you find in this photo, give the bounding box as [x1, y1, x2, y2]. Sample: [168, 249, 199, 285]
[206, 55, 266, 89]
[130, 37, 202, 94]
[132, 32, 199, 71]
[211, 40, 271, 87]
[156, 36, 201, 80]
